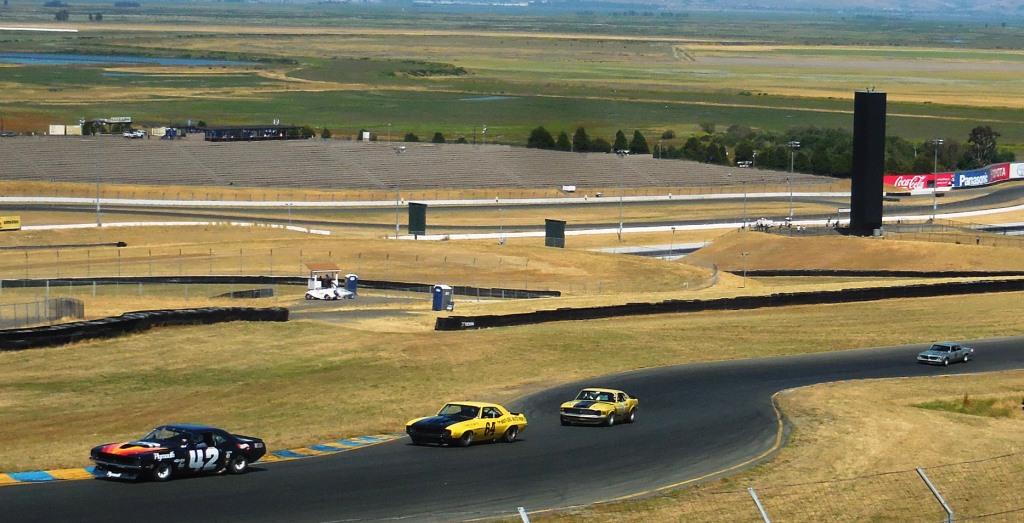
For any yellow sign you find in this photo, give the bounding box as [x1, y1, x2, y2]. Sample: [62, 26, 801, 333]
[0, 216, 22, 231]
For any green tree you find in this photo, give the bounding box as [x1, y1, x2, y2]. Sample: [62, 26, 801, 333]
[527, 126, 555, 149]
[555, 131, 571, 151]
[629, 130, 650, 154]
[705, 143, 728, 165]
[733, 141, 755, 163]
[321, 128, 332, 139]
[572, 127, 591, 153]
[965, 126, 1000, 168]
[699, 121, 716, 134]
[196, 120, 207, 128]
[456, 136, 468, 144]
[431, 132, 445, 144]
[404, 132, 419, 142]
[682, 137, 704, 161]
[661, 130, 676, 140]
[299, 125, 316, 139]
[591, 137, 612, 153]
[613, 130, 628, 151]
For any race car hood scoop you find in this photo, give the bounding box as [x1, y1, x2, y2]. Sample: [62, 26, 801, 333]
[411, 415, 465, 431]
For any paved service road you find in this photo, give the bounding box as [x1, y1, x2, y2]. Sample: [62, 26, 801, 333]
[4, 336, 1023, 522]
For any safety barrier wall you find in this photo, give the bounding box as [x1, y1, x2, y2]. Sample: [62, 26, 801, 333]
[0, 276, 560, 299]
[742, 269, 1024, 278]
[214, 288, 275, 299]
[435, 279, 1024, 330]
[0, 307, 289, 351]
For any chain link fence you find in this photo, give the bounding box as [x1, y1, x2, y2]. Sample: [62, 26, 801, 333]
[886, 219, 1024, 249]
[0, 297, 84, 329]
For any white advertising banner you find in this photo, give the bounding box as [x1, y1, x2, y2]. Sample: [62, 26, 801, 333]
[1010, 163, 1024, 180]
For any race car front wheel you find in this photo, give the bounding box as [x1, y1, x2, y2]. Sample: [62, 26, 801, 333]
[502, 426, 519, 443]
[228, 454, 249, 474]
[605, 414, 615, 427]
[626, 408, 637, 424]
[152, 463, 173, 482]
[457, 431, 474, 447]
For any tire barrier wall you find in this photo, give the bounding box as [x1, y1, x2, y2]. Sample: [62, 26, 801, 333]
[0, 277, 560, 299]
[214, 288, 275, 299]
[434, 279, 1024, 331]
[743, 270, 1024, 278]
[0, 307, 289, 351]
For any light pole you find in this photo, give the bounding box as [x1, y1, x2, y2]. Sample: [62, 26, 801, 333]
[481, 124, 486, 147]
[95, 177, 101, 227]
[931, 138, 944, 221]
[752, 150, 758, 169]
[393, 145, 406, 238]
[670, 226, 676, 258]
[741, 179, 748, 228]
[387, 122, 391, 144]
[787, 176, 794, 219]
[615, 149, 629, 241]
[740, 251, 750, 288]
[787, 140, 801, 173]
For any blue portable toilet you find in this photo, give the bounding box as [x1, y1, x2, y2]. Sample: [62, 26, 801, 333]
[432, 284, 454, 311]
[345, 274, 358, 295]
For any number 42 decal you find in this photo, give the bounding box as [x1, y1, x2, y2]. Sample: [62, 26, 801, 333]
[188, 448, 220, 471]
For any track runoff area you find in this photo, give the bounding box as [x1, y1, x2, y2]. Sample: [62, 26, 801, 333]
[0, 337, 1021, 522]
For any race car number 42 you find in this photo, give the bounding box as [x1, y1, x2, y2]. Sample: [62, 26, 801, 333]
[188, 448, 219, 471]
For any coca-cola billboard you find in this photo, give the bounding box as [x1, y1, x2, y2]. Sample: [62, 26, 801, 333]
[883, 173, 953, 191]
[988, 162, 1010, 183]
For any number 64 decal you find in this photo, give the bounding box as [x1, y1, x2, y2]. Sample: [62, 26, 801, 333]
[188, 448, 220, 471]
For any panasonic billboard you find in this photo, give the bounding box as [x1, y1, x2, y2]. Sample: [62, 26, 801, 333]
[953, 168, 990, 188]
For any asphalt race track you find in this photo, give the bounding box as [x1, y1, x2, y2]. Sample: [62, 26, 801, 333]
[4, 336, 1023, 522]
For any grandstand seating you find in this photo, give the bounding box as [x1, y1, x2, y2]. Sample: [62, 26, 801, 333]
[0, 135, 833, 190]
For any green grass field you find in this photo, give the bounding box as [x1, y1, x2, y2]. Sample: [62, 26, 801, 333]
[4, 8, 1024, 148]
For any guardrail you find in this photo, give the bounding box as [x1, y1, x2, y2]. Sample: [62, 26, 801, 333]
[0, 276, 560, 299]
[435, 278, 1024, 330]
[742, 270, 1024, 278]
[0, 307, 288, 351]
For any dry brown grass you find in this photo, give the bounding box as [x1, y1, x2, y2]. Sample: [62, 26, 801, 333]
[535, 371, 1024, 522]
[686, 230, 1024, 272]
[0, 226, 710, 297]
[2, 290, 1023, 472]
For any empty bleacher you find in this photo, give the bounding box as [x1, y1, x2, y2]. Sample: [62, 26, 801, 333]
[0, 136, 835, 190]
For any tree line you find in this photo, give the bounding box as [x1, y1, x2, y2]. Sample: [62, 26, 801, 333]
[527, 127, 650, 154]
[527, 123, 1015, 178]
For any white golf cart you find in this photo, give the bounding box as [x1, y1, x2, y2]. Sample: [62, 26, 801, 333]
[304, 262, 354, 300]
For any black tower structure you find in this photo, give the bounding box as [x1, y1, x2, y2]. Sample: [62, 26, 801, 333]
[849, 90, 886, 236]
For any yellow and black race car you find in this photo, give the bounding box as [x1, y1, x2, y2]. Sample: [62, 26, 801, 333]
[406, 401, 527, 446]
[560, 388, 639, 426]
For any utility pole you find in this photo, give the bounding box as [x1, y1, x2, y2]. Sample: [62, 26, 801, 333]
[931, 138, 944, 221]
[787, 140, 801, 173]
[615, 149, 629, 241]
[394, 146, 406, 238]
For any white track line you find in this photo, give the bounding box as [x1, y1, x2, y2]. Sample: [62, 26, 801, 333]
[400, 203, 1024, 240]
[21, 221, 331, 235]
[0, 192, 849, 209]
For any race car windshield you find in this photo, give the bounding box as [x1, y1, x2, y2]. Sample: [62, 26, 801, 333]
[438, 404, 479, 419]
[576, 390, 614, 401]
[930, 345, 951, 352]
[141, 427, 188, 442]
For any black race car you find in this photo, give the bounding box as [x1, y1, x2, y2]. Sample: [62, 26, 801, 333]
[90, 424, 266, 481]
